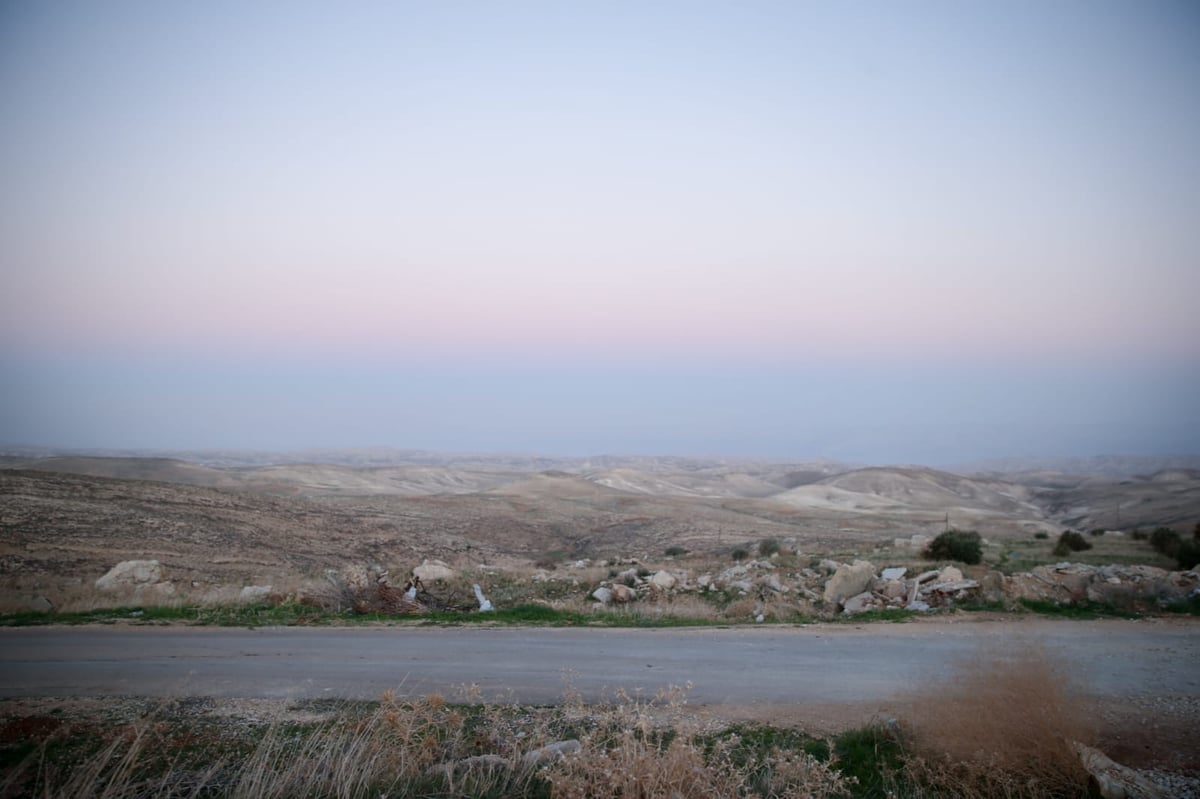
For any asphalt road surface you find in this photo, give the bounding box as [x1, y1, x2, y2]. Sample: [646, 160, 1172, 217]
[2, 619, 1197, 705]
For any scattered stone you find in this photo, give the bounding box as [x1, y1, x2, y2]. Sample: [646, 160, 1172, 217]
[905, 600, 931, 612]
[841, 591, 877, 615]
[521, 739, 581, 769]
[880, 567, 907, 581]
[760, 575, 786, 593]
[591, 586, 613, 605]
[609, 584, 637, 603]
[29, 595, 53, 613]
[239, 585, 273, 603]
[96, 560, 163, 591]
[823, 560, 876, 607]
[413, 559, 456, 582]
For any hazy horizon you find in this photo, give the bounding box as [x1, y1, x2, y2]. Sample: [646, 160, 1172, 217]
[2, 2, 1198, 464]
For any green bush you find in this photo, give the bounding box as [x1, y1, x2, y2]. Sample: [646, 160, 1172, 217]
[924, 529, 982, 565]
[1149, 527, 1182, 558]
[1176, 539, 1200, 570]
[730, 547, 749, 562]
[1033, 532, 1049, 540]
[757, 538, 781, 557]
[1052, 530, 1092, 557]
[664, 545, 688, 557]
[1131, 529, 1148, 541]
[1090, 528, 1106, 537]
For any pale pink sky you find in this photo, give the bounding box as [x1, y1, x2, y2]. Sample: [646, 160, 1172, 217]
[1, 1, 1197, 459]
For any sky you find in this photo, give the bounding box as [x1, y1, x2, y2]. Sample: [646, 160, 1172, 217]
[1, 1, 1198, 465]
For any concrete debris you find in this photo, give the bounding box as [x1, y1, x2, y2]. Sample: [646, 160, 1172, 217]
[473, 583, 494, 612]
[591, 586, 613, 605]
[880, 567, 907, 581]
[1074, 741, 1167, 799]
[841, 591, 877, 615]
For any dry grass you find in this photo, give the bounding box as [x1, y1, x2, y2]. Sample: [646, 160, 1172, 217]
[900, 643, 1096, 798]
[4, 686, 860, 799]
[546, 689, 853, 798]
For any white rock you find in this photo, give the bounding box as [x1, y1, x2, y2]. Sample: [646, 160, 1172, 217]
[521, 739, 582, 769]
[239, 585, 273, 603]
[413, 559, 456, 582]
[29, 595, 54, 613]
[650, 570, 677, 590]
[881, 567, 907, 581]
[591, 586, 613, 605]
[823, 560, 876, 606]
[905, 600, 931, 612]
[938, 566, 964, 583]
[697, 574, 712, 589]
[96, 560, 163, 591]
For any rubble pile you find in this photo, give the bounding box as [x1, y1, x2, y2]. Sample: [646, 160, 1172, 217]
[588, 556, 1199, 617]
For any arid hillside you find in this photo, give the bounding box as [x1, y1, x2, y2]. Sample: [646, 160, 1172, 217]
[2, 452, 1198, 606]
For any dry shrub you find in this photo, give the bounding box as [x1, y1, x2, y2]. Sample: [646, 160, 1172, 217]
[544, 687, 854, 799]
[902, 643, 1095, 799]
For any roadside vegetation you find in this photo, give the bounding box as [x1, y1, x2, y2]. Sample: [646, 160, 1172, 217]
[0, 645, 1119, 798]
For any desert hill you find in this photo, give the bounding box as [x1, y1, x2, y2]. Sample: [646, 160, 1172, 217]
[2, 451, 1199, 605]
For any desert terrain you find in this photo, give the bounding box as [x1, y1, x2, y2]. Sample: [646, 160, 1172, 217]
[1, 450, 1198, 601]
[2, 450, 1200, 797]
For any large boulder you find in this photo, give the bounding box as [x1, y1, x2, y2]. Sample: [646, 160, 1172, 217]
[413, 559, 456, 582]
[96, 560, 163, 591]
[823, 560, 876, 607]
[239, 585, 273, 604]
[591, 586, 614, 605]
[610, 583, 637, 603]
[649, 570, 677, 590]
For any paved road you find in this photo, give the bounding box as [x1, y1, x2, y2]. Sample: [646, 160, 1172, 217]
[2, 620, 1197, 705]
